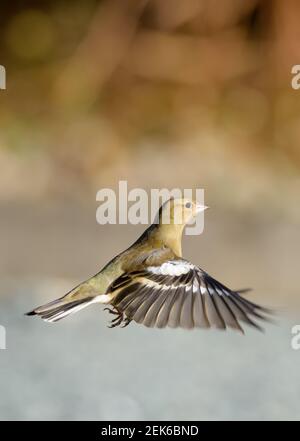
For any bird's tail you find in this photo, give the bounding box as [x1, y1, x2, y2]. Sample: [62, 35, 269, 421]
[26, 295, 95, 323]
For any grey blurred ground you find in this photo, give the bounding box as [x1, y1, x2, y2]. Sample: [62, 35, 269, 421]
[0, 201, 299, 420]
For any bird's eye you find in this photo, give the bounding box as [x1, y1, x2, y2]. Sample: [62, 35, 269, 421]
[185, 202, 192, 209]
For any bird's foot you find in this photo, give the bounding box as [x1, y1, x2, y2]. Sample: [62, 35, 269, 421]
[107, 314, 124, 328]
[106, 306, 124, 328]
[104, 307, 119, 316]
[105, 306, 132, 328]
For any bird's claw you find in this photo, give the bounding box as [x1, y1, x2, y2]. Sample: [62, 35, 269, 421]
[104, 307, 119, 316]
[107, 316, 123, 328]
[105, 306, 132, 328]
[111, 315, 123, 323]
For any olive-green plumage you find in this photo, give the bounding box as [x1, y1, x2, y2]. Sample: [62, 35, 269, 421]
[27, 198, 271, 332]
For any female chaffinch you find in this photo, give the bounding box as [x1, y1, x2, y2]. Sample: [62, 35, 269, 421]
[27, 198, 270, 332]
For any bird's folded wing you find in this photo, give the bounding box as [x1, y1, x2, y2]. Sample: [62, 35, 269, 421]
[107, 259, 271, 332]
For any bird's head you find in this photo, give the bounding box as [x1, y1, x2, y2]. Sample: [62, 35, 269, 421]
[159, 197, 208, 227]
[148, 197, 208, 256]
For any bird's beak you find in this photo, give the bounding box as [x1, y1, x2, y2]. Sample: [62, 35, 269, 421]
[195, 203, 209, 213]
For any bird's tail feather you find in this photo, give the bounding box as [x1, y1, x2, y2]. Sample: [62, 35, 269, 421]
[26, 296, 94, 323]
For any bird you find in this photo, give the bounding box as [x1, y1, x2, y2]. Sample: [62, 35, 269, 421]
[26, 198, 271, 332]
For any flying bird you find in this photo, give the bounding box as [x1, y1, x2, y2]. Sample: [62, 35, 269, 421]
[26, 198, 271, 332]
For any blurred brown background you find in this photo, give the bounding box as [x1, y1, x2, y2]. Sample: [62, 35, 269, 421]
[0, 0, 299, 208]
[0, 0, 300, 421]
[0, 0, 299, 300]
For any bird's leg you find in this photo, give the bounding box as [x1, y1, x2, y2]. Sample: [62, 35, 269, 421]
[104, 306, 119, 316]
[106, 306, 124, 328]
[105, 305, 131, 328]
[107, 314, 123, 328]
[110, 314, 123, 324]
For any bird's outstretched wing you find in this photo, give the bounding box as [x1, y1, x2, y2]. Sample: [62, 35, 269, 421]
[107, 259, 271, 332]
